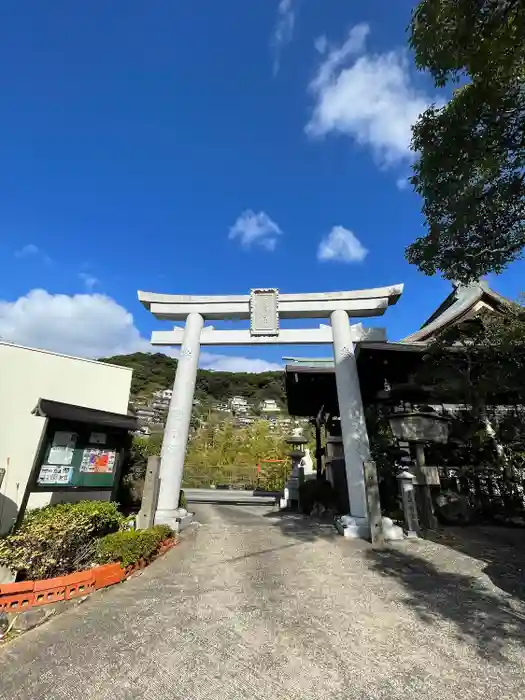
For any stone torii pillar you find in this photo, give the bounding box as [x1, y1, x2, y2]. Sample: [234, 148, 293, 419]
[138, 285, 403, 535]
[155, 312, 203, 526]
[331, 309, 370, 534]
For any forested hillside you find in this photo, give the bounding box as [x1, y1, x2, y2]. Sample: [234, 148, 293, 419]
[101, 353, 286, 406]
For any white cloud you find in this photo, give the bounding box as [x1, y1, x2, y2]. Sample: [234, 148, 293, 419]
[306, 24, 438, 167]
[317, 226, 368, 263]
[14, 243, 52, 265]
[14, 244, 39, 258]
[0, 289, 282, 373]
[0, 289, 150, 358]
[229, 210, 282, 251]
[396, 176, 410, 191]
[314, 35, 328, 55]
[200, 353, 282, 373]
[79, 273, 99, 291]
[271, 0, 296, 74]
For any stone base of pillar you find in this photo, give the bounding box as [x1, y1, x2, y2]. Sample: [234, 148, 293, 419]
[335, 515, 408, 541]
[335, 515, 369, 539]
[155, 508, 194, 533]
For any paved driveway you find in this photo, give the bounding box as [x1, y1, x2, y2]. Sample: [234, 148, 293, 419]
[1, 504, 524, 700]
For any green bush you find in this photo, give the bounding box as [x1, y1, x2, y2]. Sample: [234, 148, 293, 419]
[95, 525, 174, 568]
[0, 501, 123, 580]
[152, 524, 174, 541]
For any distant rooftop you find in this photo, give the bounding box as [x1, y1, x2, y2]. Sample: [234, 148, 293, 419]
[282, 357, 334, 368]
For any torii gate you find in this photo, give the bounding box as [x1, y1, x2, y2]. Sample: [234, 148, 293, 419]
[138, 285, 403, 536]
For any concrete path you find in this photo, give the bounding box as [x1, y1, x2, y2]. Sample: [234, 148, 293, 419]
[1, 504, 524, 700]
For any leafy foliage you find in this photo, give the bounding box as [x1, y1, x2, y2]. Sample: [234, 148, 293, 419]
[125, 434, 162, 483]
[406, 0, 525, 281]
[366, 408, 406, 517]
[187, 419, 288, 467]
[95, 524, 173, 568]
[117, 434, 163, 510]
[101, 352, 285, 407]
[415, 300, 525, 407]
[410, 302, 525, 519]
[0, 501, 123, 580]
[182, 419, 295, 489]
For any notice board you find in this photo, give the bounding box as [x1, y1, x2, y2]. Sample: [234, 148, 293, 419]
[36, 424, 122, 489]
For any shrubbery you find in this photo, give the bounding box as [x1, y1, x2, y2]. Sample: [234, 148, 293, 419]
[95, 524, 173, 568]
[0, 501, 123, 580]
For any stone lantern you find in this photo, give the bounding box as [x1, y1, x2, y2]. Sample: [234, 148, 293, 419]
[388, 409, 450, 530]
[281, 426, 314, 509]
[388, 411, 450, 445]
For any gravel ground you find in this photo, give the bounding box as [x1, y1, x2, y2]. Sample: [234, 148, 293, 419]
[0, 504, 524, 700]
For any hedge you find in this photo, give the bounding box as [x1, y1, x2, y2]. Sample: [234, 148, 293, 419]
[95, 525, 174, 568]
[0, 501, 124, 580]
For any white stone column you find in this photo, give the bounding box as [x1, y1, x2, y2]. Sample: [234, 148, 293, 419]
[155, 312, 204, 527]
[331, 309, 370, 533]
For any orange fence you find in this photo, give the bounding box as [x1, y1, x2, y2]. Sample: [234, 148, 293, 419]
[0, 537, 177, 613]
[0, 564, 122, 613]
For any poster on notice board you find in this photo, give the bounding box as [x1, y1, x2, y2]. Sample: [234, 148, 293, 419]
[80, 448, 116, 474]
[47, 431, 77, 466]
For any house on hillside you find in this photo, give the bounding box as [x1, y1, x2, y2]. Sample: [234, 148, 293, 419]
[151, 388, 172, 409]
[229, 396, 249, 414]
[259, 399, 281, 415]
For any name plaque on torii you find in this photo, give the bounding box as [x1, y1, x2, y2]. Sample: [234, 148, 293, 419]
[250, 288, 279, 337]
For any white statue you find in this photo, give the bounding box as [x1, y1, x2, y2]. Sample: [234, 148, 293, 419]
[292, 425, 304, 438]
[300, 448, 315, 475]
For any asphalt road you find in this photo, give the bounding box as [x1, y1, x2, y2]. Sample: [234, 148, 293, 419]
[184, 488, 279, 505]
[1, 504, 524, 700]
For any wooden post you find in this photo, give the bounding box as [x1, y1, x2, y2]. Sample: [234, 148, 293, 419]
[364, 461, 384, 547]
[397, 471, 420, 538]
[297, 466, 305, 513]
[137, 456, 161, 530]
[414, 444, 438, 530]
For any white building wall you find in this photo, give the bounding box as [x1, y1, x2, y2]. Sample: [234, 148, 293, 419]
[0, 342, 133, 533]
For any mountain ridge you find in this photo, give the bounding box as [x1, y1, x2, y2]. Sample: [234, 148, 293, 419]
[100, 352, 286, 408]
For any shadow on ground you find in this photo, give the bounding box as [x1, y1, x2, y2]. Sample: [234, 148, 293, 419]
[427, 526, 525, 602]
[263, 509, 340, 543]
[367, 545, 525, 662]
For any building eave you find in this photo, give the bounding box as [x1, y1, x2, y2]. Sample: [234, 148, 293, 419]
[402, 281, 511, 344]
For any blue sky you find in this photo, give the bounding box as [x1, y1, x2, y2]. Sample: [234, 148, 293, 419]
[1, 0, 523, 371]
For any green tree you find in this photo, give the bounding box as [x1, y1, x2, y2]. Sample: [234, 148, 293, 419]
[406, 0, 525, 282]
